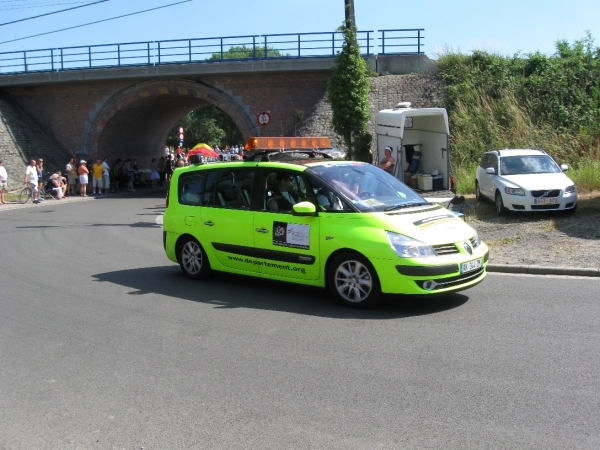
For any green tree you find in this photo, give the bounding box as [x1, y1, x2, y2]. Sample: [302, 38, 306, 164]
[209, 45, 285, 60]
[327, 26, 371, 160]
[167, 106, 243, 149]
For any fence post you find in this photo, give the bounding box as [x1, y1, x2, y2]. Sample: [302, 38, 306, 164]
[417, 29, 422, 54]
[147, 42, 150, 65]
[188, 40, 192, 62]
[297, 34, 301, 58]
[117, 44, 120, 67]
[253, 36, 256, 59]
[381, 30, 385, 55]
[220, 38, 223, 60]
[158, 41, 161, 64]
[51, 49, 54, 71]
[332, 32, 335, 57]
[23, 51, 27, 72]
[264, 35, 267, 58]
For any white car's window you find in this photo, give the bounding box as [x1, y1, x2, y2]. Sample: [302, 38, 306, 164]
[307, 163, 427, 213]
[500, 155, 561, 175]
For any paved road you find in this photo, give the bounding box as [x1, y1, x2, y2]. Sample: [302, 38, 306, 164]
[1, 192, 599, 449]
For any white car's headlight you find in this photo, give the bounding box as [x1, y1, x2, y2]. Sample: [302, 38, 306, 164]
[505, 187, 525, 196]
[565, 185, 576, 193]
[386, 231, 436, 258]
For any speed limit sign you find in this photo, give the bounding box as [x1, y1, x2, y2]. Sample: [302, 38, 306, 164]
[257, 111, 271, 127]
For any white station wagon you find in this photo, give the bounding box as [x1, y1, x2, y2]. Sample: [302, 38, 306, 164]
[475, 149, 578, 215]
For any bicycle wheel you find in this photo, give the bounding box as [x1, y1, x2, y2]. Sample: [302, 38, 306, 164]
[19, 186, 31, 204]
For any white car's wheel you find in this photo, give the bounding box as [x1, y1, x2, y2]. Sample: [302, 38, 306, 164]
[495, 191, 508, 216]
[475, 181, 484, 201]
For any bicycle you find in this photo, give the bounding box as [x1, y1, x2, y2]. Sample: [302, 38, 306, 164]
[19, 184, 33, 204]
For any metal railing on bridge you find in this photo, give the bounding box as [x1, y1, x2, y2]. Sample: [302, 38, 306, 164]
[0, 29, 424, 75]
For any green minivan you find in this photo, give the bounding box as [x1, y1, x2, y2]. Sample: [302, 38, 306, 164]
[163, 152, 488, 308]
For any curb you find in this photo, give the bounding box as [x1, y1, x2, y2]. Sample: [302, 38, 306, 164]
[487, 264, 600, 278]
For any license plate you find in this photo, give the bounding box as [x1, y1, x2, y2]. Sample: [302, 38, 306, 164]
[534, 197, 559, 204]
[461, 258, 482, 274]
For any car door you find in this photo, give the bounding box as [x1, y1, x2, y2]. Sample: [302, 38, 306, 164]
[252, 168, 320, 281]
[200, 167, 257, 272]
[479, 154, 497, 198]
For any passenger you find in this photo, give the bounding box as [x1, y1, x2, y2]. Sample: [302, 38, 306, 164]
[267, 173, 299, 211]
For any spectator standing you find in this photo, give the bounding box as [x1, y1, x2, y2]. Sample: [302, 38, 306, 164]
[91, 159, 104, 195]
[165, 154, 174, 185]
[65, 156, 76, 195]
[112, 159, 122, 190]
[125, 159, 136, 192]
[102, 157, 110, 194]
[150, 158, 160, 187]
[0, 159, 7, 204]
[77, 160, 89, 197]
[157, 157, 166, 186]
[36, 158, 44, 194]
[24, 159, 41, 203]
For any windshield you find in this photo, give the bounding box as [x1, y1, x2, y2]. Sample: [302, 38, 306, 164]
[306, 162, 428, 212]
[500, 155, 561, 175]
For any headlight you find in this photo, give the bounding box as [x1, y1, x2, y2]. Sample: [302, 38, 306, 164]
[505, 187, 525, 196]
[468, 226, 481, 248]
[386, 231, 436, 258]
[565, 185, 576, 193]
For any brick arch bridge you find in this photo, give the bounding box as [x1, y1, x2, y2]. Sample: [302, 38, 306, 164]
[0, 55, 434, 170]
[85, 79, 260, 161]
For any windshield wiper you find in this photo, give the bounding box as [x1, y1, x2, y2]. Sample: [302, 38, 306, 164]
[384, 202, 429, 212]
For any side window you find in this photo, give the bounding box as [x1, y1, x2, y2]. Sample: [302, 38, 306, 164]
[490, 155, 499, 173]
[261, 170, 309, 213]
[178, 171, 208, 206]
[306, 176, 352, 212]
[480, 154, 490, 169]
[213, 168, 255, 209]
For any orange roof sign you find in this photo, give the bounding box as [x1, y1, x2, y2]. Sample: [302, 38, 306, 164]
[244, 136, 332, 151]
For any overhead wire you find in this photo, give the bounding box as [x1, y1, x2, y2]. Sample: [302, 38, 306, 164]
[0, 0, 110, 26]
[0, 0, 193, 46]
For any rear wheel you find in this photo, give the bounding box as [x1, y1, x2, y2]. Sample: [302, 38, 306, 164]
[495, 190, 508, 216]
[475, 181, 483, 201]
[177, 237, 211, 280]
[327, 251, 381, 308]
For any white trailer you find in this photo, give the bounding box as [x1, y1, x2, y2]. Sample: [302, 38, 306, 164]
[375, 102, 455, 201]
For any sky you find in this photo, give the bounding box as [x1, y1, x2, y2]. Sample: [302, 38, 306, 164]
[1, 0, 599, 58]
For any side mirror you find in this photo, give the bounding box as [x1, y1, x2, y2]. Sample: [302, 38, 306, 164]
[293, 201, 317, 216]
[560, 164, 569, 172]
[485, 167, 496, 175]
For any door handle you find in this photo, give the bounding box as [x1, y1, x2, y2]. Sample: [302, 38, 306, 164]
[203, 221, 215, 226]
[255, 228, 269, 233]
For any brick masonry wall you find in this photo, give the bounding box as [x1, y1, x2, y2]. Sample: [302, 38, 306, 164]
[297, 73, 444, 151]
[0, 91, 69, 192]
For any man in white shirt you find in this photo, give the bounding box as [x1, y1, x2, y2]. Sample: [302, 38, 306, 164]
[102, 157, 110, 194]
[0, 160, 8, 204]
[24, 159, 41, 203]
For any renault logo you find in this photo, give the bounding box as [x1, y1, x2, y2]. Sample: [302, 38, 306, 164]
[463, 242, 473, 255]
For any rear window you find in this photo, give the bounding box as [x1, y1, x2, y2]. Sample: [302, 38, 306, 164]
[178, 171, 210, 206]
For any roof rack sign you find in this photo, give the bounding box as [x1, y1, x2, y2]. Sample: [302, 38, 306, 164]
[244, 136, 332, 151]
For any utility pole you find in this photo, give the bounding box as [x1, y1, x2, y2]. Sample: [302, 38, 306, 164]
[344, 0, 356, 32]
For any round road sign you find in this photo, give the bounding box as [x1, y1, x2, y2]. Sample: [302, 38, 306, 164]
[257, 111, 271, 126]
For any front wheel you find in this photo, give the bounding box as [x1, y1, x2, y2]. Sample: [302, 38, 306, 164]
[495, 191, 508, 216]
[19, 186, 31, 204]
[177, 237, 212, 280]
[327, 251, 381, 308]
